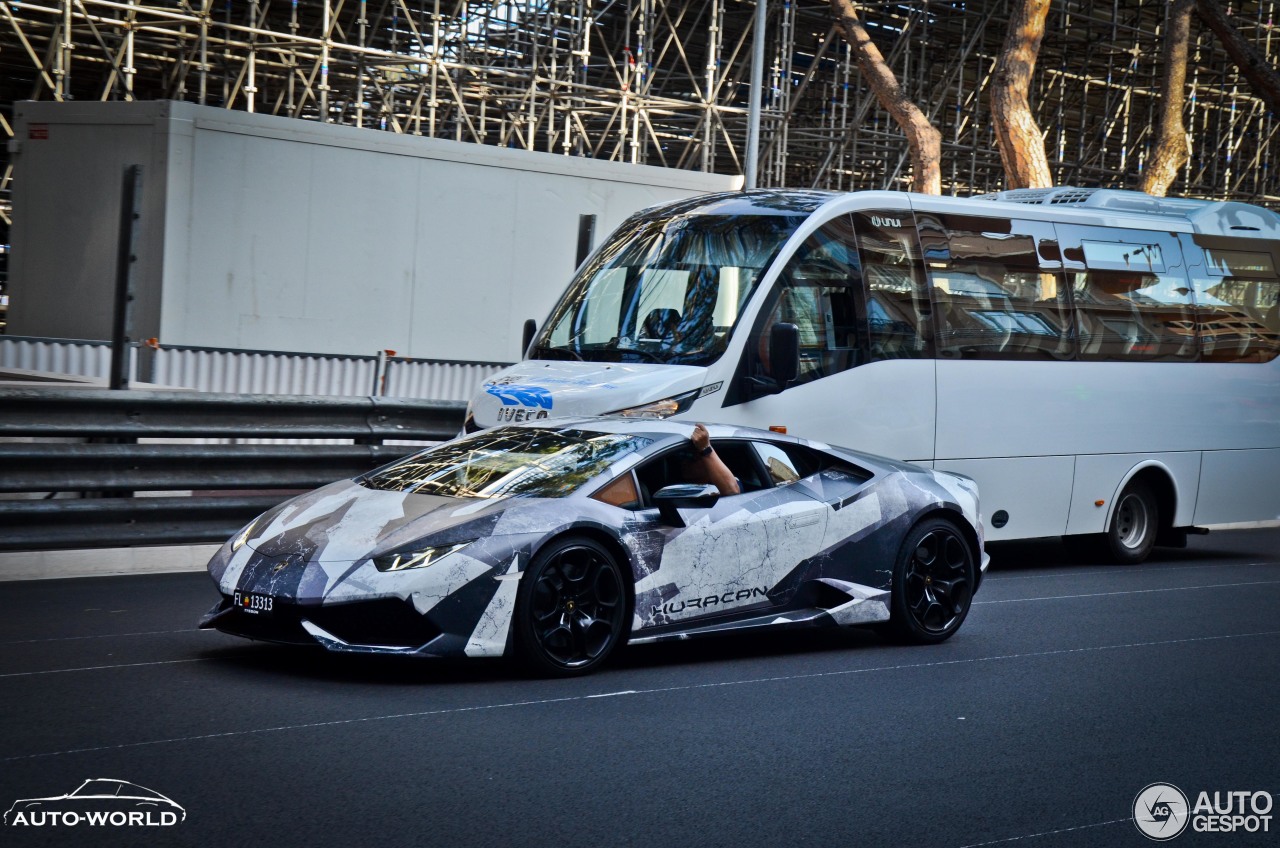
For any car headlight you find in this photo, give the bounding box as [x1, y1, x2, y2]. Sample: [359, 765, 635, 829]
[373, 541, 474, 572]
[607, 389, 700, 419]
[230, 516, 265, 553]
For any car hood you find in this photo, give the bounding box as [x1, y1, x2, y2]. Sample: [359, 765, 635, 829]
[470, 360, 705, 427]
[242, 479, 510, 563]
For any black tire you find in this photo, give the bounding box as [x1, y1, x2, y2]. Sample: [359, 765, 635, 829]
[1103, 479, 1158, 564]
[890, 517, 976, 644]
[514, 536, 628, 677]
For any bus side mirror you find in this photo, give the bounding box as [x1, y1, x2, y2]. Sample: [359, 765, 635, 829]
[769, 322, 800, 390]
[521, 319, 537, 358]
[653, 483, 721, 527]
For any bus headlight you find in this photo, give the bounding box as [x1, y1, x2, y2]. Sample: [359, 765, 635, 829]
[607, 389, 700, 419]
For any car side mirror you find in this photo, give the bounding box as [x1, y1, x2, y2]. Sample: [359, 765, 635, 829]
[521, 319, 537, 359]
[653, 483, 721, 527]
[769, 322, 800, 390]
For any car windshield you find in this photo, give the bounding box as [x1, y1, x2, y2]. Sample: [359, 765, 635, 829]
[360, 428, 653, 499]
[533, 213, 805, 366]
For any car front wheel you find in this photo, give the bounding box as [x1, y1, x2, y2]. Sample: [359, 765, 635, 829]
[890, 517, 975, 644]
[515, 536, 628, 677]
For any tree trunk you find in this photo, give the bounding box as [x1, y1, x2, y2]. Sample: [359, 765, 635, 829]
[990, 0, 1053, 189]
[829, 0, 941, 195]
[1197, 0, 1280, 114]
[1142, 0, 1195, 197]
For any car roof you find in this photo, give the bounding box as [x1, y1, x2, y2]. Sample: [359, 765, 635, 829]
[483, 416, 918, 476]
[517, 415, 803, 444]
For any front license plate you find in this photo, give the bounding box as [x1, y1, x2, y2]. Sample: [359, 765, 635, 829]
[233, 590, 275, 616]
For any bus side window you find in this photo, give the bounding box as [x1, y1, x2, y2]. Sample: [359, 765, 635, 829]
[1060, 229, 1196, 362]
[1188, 240, 1280, 363]
[743, 218, 864, 391]
[851, 212, 932, 361]
[919, 214, 1072, 360]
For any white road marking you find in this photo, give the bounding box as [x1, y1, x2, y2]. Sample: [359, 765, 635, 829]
[975, 578, 1280, 604]
[0, 629, 206, 646]
[984, 560, 1276, 582]
[0, 658, 212, 679]
[953, 817, 1131, 847]
[3, 628, 1277, 762]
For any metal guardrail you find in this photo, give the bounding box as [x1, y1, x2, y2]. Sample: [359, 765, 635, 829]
[0, 387, 468, 552]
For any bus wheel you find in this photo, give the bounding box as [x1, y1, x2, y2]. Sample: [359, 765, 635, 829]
[1104, 479, 1158, 564]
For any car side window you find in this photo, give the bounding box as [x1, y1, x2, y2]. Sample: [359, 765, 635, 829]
[751, 441, 825, 486]
[629, 441, 771, 506]
[590, 471, 643, 510]
[754, 443, 802, 485]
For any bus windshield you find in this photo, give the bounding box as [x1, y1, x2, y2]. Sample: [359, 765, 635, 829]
[533, 212, 806, 366]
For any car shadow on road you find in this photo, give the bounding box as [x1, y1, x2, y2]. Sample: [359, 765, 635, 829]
[985, 533, 1274, 574]
[613, 624, 893, 672]
[193, 641, 519, 686]
[192, 622, 899, 686]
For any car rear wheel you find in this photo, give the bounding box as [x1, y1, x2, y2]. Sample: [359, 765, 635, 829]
[890, 517, 975, 644]
[515, 536, 628, 677]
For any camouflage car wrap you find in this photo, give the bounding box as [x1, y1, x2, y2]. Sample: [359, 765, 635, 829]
[199, 418, 988, 658]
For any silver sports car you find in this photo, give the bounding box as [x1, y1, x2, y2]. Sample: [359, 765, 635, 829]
[200, 419, 988, 676]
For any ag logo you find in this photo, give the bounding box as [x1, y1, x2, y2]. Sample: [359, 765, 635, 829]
[484, 384, 554, 409]
[1134, 782, 1190, 841]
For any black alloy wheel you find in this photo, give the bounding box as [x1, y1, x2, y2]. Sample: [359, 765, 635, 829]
[515, 536, 628, 676]
[890, 517, 975, 644]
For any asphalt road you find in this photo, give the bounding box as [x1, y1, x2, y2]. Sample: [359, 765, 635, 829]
[1, 529, 1277, 848]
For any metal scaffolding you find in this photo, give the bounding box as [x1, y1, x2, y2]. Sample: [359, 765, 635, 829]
[0, 0, 1277, 232]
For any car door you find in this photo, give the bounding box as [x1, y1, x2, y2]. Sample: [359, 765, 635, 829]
[631, 439, 829, 626]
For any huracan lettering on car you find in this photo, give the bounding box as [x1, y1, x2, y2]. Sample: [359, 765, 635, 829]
[484, 383, 554, 409]
[653, 587, 769, 616]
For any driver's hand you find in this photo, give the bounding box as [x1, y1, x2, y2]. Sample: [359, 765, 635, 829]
[691, 423, 710, 453]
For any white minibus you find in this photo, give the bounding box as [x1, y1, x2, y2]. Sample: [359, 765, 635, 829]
[465, 187, 1280, 562]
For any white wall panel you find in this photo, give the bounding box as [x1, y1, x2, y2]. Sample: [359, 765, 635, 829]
[10, 101, 739, 364]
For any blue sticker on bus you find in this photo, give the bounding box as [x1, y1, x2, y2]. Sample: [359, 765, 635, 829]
[485, 384, 555, 409]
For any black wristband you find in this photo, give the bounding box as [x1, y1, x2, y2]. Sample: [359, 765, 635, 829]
[699, 445, 713, 457]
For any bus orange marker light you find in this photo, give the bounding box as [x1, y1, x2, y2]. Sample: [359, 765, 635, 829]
[1095, 500, 1105, 507]
[769, 425, 787, 434]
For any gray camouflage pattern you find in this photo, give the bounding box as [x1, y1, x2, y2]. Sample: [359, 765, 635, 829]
[200, 418, 987, 657]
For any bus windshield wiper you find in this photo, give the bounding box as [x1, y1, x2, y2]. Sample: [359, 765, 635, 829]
[610, 344, 665, 364]
[539, 345, 585, 361]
